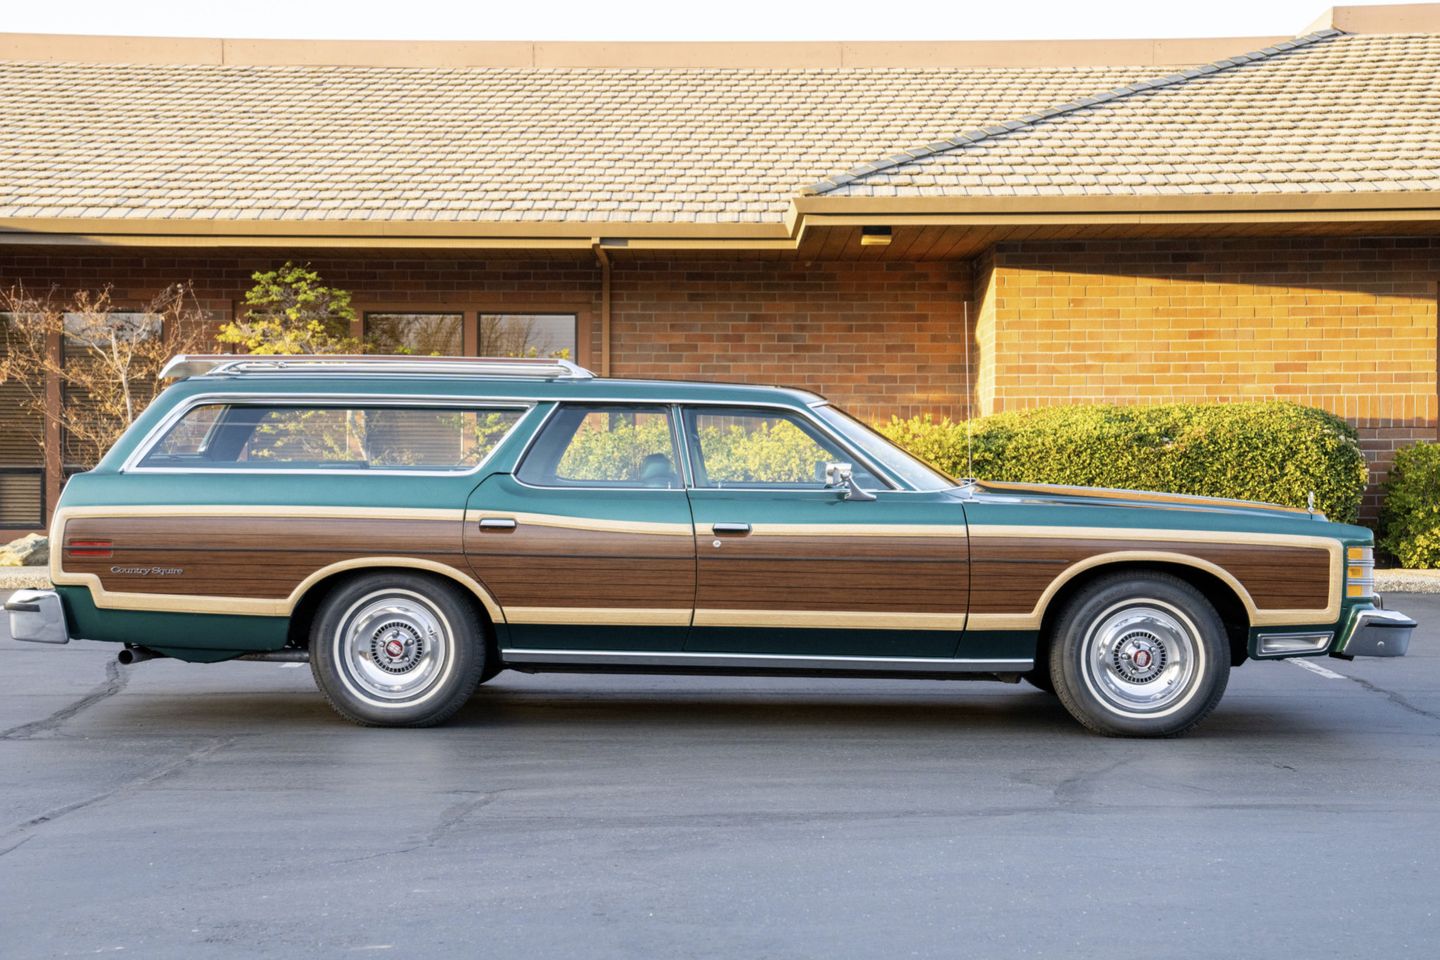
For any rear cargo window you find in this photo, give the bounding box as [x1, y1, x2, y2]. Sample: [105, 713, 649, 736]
[136, 402, 526, 472]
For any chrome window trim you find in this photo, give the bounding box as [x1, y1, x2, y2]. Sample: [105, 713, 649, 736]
[671, 403, 697, 490]
[510, 398, 904, 494]
[510, 401, 690, 493]
[122, 392, 539, 478]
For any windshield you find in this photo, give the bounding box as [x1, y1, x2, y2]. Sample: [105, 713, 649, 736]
[812, 404, 957, 491]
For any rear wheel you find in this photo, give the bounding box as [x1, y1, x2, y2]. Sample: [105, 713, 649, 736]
[1049, 573, 1229, 737]
[309, 572, 486, 727]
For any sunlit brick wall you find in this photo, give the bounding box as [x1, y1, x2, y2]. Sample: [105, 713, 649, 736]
[977, 237, 1440, 519]
[610, 258, 974, 423]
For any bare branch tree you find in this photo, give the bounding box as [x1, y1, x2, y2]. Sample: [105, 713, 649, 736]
[0, 282, 216, 469]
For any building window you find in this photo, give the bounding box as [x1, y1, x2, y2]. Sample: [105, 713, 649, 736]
[0, 314, 43, 469]
[364, 312, 463, 356]
[0, 468, 44, 528]
[361, 311, 579, 362]
[1, 313, 46, 526]
[0, 312, 45, 526]
[479, 314, 576, 360]
[61, 311, 161, 474]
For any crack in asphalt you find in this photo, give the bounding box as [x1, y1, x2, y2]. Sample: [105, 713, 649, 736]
[328, 790, 507, 866]
[1343, 674, 1440, 723]
[1051, 757, 1133, 805]
[0, 658, 129, 740]
[0, 736, 237, 853]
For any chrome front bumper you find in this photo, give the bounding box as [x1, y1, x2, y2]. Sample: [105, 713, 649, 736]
[4, 589, 70, 644]
[1337, 607, 1415, 658]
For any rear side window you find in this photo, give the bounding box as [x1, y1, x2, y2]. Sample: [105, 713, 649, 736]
[517, 404, 680, 488]
[137, 402, 525, 472]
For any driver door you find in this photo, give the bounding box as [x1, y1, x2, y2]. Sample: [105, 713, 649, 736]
[682, 405, 968, 661]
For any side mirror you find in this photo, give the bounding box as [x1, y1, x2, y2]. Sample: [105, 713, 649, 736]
[824, 462, 877, 502]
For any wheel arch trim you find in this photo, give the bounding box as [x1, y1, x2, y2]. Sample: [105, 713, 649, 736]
[966, 550, 1266, 632]
[287, 558, 506, 623]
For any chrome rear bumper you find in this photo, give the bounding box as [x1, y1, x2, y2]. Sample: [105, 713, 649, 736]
[1337, 607, 1414, 658]
[4, 589, 70, 645]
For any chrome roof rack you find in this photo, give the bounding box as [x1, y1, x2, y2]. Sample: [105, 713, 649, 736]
[161, 354, 596, 381]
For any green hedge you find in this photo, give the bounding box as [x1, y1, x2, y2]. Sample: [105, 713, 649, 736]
[1379, 442, 1440, 566]
[880, 401, 1368, 524]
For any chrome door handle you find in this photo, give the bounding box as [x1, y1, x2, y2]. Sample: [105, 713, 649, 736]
[478, 517, 518, 532]
[711, 522, 751, 535]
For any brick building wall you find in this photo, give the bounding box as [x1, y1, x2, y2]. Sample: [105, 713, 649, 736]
[975, 237, 1440, 518]
[0, 252, 974, 423]
[610, 259, 972, 423]
[2, 238, 1435, 525]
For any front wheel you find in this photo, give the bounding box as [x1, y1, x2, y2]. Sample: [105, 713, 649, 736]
[1048, 573, 1229, 737]
[309, 572, 487, 727]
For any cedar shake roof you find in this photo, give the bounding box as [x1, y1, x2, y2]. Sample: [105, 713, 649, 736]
[809, 30, 1440, 198]
[0, 61, 1163, 225]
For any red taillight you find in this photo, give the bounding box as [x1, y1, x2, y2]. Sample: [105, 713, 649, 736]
[67, 539, 112, 558]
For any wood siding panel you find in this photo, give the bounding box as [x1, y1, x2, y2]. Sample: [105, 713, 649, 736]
[63, 515, 465, 599]
[464, 523, 694, 610]
[696, 533, 968, 613]
[969, 536, 1332, 615]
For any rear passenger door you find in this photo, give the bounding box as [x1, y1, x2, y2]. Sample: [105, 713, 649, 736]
[463, 403, 696, 656]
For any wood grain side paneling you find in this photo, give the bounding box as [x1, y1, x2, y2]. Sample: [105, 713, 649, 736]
[464, 522, 695, 610]
[696, 533, 968, 613]
[63, 515, 464, 599]
[969, 537, 1332, 615]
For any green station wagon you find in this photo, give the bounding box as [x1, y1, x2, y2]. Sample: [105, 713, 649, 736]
[6, 355, 1414, 736]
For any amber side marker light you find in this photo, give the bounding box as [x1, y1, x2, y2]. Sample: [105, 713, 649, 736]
[1346, 545, 1376, 599]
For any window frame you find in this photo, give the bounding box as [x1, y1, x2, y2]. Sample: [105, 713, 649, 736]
[122, 393, 536, 477]
[513, 402, 689, 492]
[361, 310, 467, 357]
[680, 404, 893, 493]
[348, 301, 591, 368]
[0, 466, 46, 530]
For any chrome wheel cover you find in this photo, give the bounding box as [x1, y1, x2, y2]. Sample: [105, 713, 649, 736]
[1080, 600, 1203, 719]
[332, 589, 454, 707]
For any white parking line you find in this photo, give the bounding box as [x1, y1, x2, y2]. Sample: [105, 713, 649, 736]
[279, 662, 306, 669]
[1288, 658, 1348, 680]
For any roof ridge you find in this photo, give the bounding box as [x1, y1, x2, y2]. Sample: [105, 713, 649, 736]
[801, 28, 1346, 196]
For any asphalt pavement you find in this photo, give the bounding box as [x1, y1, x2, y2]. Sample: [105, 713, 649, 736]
[2, 592, 1437, 959]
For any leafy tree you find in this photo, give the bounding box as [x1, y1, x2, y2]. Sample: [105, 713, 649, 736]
[217, 262, 359, 355]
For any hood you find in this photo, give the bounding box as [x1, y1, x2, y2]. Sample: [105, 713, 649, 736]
[968, 480, 1324, 522]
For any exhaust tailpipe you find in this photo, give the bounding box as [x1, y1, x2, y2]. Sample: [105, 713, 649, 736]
[117, 646, 163, 665]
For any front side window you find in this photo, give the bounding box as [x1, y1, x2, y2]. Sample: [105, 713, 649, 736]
[811, 404, 956, 491]
[517, 404, 680, 488]
[137, 403, 524, 471]
[684, 407, 883, 490]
